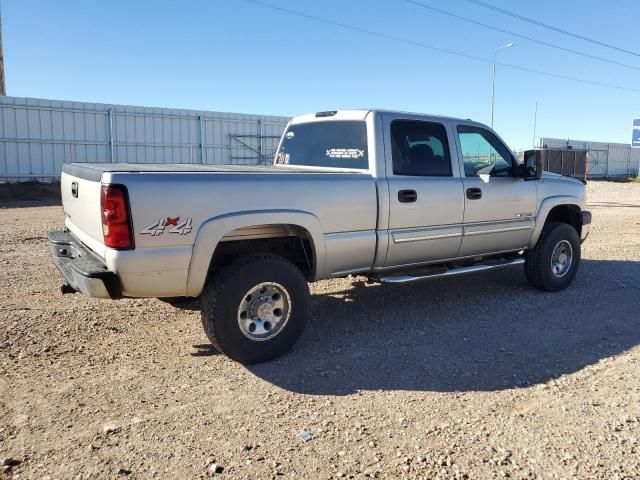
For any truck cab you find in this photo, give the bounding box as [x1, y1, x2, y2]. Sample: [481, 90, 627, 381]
[277, 110, 588, 273]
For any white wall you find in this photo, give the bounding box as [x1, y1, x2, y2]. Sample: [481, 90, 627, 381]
[0, 96, 290, 181]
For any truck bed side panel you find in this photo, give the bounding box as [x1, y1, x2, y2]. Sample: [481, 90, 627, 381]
[103, 171, 378, 296]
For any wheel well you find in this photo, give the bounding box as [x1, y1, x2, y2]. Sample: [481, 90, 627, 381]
[208, 226, 315, 280]
[545, 205, 581, 235]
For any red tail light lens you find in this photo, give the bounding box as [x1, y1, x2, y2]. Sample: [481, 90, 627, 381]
[101, 185, 133, 249]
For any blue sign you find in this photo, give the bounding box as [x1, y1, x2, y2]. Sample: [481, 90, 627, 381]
[633, 118, 640, 148]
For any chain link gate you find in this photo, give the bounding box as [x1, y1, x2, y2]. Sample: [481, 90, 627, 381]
[586, 149, 608, 178]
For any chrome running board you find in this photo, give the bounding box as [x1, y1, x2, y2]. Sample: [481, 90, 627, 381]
[377, 258, 525, 284]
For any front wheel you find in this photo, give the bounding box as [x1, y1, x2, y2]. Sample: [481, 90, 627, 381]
[200, 254, 310, 364]
[525, 222, 581, 292]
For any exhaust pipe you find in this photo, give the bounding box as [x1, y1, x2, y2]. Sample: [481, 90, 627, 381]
[61, 284, 76, 295]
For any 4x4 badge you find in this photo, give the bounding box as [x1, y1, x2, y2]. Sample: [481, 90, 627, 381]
[141, 217, 193, 236]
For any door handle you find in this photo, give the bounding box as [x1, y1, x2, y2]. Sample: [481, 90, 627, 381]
[71, 181, 79, 198]
[466, 187, 482, 200]
[398, 189, 417, 203]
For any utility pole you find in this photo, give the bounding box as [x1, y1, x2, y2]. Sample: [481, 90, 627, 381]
[0, 5, 5, 96]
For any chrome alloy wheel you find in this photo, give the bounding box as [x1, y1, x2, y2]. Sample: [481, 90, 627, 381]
[550, 239, 573, 278]
[237, 282, 291, 341]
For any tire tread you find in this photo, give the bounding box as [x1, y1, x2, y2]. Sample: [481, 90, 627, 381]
[200, 253, 309, 362]
[525, 222, 580, 292]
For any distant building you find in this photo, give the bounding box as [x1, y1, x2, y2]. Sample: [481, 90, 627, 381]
[541, 137, 640, 178]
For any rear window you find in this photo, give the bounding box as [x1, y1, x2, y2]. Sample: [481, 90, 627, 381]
[275, 121, 368, 169]
[390, 120, 452, 176]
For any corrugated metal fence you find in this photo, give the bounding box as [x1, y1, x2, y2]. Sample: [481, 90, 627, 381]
[541, 137, 640, 178]
[0, 96, 290, 181]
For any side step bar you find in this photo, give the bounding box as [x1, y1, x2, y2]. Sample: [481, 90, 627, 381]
[376, 258, 525, 284]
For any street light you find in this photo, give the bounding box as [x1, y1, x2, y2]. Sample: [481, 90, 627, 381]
[490, 42, 514, 129]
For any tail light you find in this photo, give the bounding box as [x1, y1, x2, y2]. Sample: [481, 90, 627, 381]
[101, 185, 133, 249]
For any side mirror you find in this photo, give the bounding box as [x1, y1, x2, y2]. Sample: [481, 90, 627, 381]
[522, 150, 543, 180]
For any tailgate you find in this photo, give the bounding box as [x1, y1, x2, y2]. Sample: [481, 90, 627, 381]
[61, 166, 106, 258]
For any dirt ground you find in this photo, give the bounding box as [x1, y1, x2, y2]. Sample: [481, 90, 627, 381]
[1, 180, 640, 479]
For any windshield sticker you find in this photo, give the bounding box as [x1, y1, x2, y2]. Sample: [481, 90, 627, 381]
[276, 152, 289, 165]
[285, 131, 295, 139]
[325, 148, 365, 159]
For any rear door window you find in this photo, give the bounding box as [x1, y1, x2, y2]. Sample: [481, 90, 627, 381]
[390, 120, 452, 176]
[276, 121, 368, 169]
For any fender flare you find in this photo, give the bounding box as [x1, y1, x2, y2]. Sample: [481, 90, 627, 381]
[528, 195, 583, 248]
[186, 209, 326, 297]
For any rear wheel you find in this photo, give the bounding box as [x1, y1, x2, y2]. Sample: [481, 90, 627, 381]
[525, 222, 581, 292]
[201, 254, 309, 364]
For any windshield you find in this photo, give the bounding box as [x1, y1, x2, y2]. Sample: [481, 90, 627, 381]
[275, 120, 368, 169]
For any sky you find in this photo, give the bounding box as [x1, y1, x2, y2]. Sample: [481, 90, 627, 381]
[3, 0, 639, 150]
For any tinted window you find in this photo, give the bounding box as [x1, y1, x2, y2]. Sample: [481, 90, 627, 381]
[275, 121, 368, 169]
[457, 126, 514, 177]
[391, 120, 452, 176]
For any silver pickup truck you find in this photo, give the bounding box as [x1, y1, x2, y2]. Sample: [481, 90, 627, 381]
[49, 109, 591, 363]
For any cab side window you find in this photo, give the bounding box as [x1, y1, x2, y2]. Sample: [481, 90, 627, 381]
[391, 120, 452, 176]
[457, 125, 514, 177]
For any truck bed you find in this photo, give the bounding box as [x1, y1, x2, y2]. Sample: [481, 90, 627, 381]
[59, 161, 379, 297]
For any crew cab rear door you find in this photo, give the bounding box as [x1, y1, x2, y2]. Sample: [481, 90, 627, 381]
[383, 115, 464, 267]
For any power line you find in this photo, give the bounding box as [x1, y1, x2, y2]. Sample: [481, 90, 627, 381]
[464, 0, 640, 58]
[242, 0, 640, 93]
[404, 0, 640, 72]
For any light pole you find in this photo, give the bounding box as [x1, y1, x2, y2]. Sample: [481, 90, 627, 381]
[490, 42, 514, 129]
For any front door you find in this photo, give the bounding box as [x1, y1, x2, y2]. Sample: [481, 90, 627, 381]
[384, 119, 465, 267]
[455, 124, 537, 257]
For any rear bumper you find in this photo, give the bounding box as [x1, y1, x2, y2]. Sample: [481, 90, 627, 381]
[48, 231, 122, 299]
[580, 210, 591, 243]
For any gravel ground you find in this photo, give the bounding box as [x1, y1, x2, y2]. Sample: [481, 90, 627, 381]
[1, 180, 640, 479]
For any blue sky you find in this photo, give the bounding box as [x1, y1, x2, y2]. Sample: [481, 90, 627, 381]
[3, 0, 639, 150]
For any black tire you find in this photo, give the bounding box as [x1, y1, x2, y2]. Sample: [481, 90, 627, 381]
[200, 253, 310, 364]
[525, 221, 581, 292]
